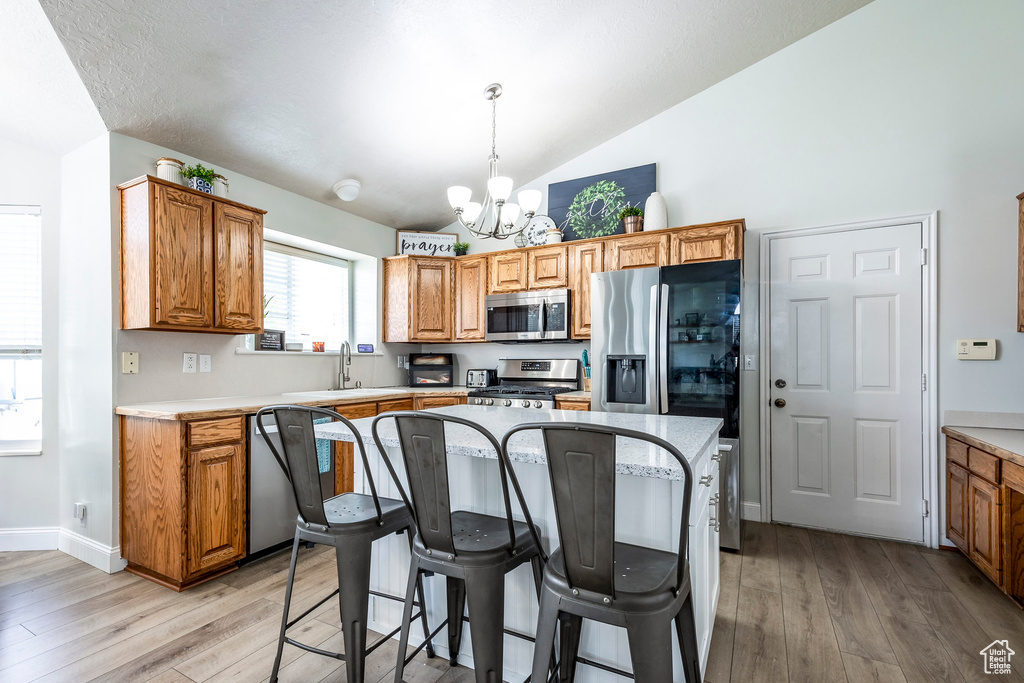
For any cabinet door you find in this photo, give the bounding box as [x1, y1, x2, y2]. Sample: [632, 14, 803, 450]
[489, 252, 528, 293]
[690, 495, 712, 665]
[414, 396, 460, 410]
[214, 203, 263, 331]
[334, 402, 378, 495]
[969, 474, 1002, 582]
[455, 256, 488, 341]
[187, 443, 246, 577]
[153, 184, 214, 327]
[410, 258, 453, 342]
[527, 246, 568, 289]
[606, 233, 670, 271]
[947, 460, 969, 551]
[670, 224, 741, 264]
[378, 398, 415, 412]
[569, 242, 604, 338]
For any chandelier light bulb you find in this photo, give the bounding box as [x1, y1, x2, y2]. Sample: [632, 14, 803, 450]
[518, 189, 542, 214]
[502, 202, 521, 226]
[447, 186, 472, 210]
[487, 176, 514, 202]
[462, 201, 483, 223]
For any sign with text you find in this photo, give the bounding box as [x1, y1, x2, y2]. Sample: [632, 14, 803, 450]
[396, 230, 458, 257]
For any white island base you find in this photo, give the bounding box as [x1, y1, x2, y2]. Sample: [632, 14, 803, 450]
[317, 405, 722, 683]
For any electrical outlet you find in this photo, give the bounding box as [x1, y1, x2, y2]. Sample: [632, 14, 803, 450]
[743, 354, 757, 371]
[199, 354, 212, 373]
[397, 355, 405, 369]
[183, 353, 198, 373]
[121, 351, 139, 374]
[73, 502, 87, 525]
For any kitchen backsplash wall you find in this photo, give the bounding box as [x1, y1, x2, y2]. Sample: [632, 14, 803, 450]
[423, 342, 592, 386]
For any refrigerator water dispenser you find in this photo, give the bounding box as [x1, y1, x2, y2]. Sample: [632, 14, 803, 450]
[606, 355, 646, 404]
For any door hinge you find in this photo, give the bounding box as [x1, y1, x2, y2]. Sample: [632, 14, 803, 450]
[921, 373, 927, 391]
[922, 499, 930, 517]
[921, 248, 928, 265]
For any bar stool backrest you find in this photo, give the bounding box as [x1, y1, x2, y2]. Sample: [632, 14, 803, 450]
[255, 405, 387, 529]
[501, 423, 694, 600]
[372, 411, 543, 558]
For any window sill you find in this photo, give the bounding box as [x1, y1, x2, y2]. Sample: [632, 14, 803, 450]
[0, 444, 42, 457]
[234, 349, 384, 357]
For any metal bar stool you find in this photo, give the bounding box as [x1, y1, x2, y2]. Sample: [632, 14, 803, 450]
[371, 411, 548, 683]
[501, 423, 702, 683]
[255, 405, 436, 683]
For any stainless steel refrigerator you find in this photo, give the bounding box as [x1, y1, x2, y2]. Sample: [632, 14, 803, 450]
[591, 261, 743, 550]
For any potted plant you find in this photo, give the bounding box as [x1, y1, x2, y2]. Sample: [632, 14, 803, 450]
[453, 241, 470, 256]
[182, 163, 217, 194]
[257, 295, 286, 350]
[619, 206, 644, 233]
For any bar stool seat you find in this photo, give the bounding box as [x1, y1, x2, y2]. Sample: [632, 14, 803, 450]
[449, 511, 538, 557]
[322, 492, 409, 532]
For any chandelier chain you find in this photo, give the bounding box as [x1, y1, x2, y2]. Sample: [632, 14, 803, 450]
[491, 97, 497, 158]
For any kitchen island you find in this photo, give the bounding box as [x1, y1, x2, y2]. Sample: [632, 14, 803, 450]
[316, 405, 723, 682]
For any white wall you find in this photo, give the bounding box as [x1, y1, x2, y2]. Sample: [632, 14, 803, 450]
[452, 0, 1024, 506]
[0, 137, 61, 544]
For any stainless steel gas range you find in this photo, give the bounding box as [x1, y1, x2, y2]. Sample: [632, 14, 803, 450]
[467, 358, 579, 410]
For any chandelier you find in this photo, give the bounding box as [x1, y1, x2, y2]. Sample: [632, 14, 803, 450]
[446, 83, 542, 240]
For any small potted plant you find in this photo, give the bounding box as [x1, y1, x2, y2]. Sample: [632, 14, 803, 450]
[619, 206, 644, 233]
[182, 163, 217, 194]
[453, 241, 470, 256]
[257, 295, 286, 350]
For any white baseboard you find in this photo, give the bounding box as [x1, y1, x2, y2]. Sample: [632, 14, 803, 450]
[0, 526, 60, 551]
[741, 501, 762, 521]
[57, 528, 127, 574]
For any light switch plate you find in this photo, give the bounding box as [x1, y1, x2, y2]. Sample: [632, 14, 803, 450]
[121, 351, 139, 374]
[183, 353, 198, 373]
[743, 354, 757, 371]
[199, 354, 212, 373]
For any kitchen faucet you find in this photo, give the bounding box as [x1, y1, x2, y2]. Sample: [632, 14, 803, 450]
[339, 341, 351, 389]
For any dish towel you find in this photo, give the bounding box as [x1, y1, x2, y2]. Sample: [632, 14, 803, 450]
[314, 417, 332, 474]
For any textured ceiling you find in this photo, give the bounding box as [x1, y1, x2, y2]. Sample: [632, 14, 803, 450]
[37, 0, 871, 229]
[0, 0, 104, 154]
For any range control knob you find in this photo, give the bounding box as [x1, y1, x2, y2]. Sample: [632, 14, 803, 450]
[533, 401, 542, 408]
[473, 398, 482, 405]
[485, 398, 494, 406]
[522, 400, 530, 407]
[503, 399, 512, 407]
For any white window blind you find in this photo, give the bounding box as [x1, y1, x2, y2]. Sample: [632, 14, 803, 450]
[0, 206, 43, 455]
[263, 241, 350, 351]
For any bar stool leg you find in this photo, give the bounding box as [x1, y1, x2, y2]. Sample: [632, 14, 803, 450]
[404, 531, 435, 659]
[675, 594, 702, 683]
[463, 565, 507, 683]
[530, 591, 560, 683]
[558, 613, 583, 682]
[624, 614, 674, 683]
[270, 532, 301, 683]
[393, 556, 422, 683]
[336, 536, 373, 683]
[446, 577, 467, 666]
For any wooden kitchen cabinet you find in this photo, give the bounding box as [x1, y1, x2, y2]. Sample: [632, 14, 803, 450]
[947, 459, 969, 551]
[455, 256, 488, 342]
[569, 242, 604, 339]
[414, 396, 461, 410]
[121, 415, 247, 590]
[383, 256, 453, 342]
[119, 175, 265, 334]
[670, 222, 743, 265]
[970, 474, 1002, 583]
[554, 395, 591, 411]
[489, 251, 529, 293]
[527, 245, 568, 289]
[605, 232, 670, 271]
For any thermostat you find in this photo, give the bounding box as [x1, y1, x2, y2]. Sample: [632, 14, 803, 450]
[956, 339, 996, 360]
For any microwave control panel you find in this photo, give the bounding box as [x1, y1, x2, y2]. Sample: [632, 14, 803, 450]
[546, 302, 566, 331]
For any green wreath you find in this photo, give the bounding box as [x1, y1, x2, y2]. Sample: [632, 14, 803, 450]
[567, 180, 627, 239]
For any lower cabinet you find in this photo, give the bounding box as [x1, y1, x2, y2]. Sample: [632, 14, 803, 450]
[121, 415, 247, 590]
[413, 396, 461, 410]
[970, 473, 1002, 582]
[554, 396, 591, 411]
[947, 459, 969, 551]
[332, 402, 378, 496]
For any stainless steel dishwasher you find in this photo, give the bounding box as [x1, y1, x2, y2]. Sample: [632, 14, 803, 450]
[248, 415, 301, 557]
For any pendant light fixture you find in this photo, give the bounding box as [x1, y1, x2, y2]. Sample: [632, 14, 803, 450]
[447, 83, 543, 240]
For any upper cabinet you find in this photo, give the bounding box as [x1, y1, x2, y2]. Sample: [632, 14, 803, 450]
[455, 256, 488, 342]
[606, 233, 670, 271]
[119, 176, 265, 334]
[489, 251, 529, 293]
[383, 255, 453, 343]
[527, 245, 568, 289]
[670, 222, 743, 264]
[569, 242, 604, 339]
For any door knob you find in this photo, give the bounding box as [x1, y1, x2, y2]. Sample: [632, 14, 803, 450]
[774, 398, 787, 408]
[775, 379, 787, 388]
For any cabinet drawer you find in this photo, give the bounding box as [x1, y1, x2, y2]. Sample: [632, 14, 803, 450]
[969, 447, 1000, 483]
[946, 437, 968, 468]
[555, 400, 590, 411]
[334, 402, 377, 420]
[187, 417, 244, 447]
[1003, 460, 1024, 491]
[378, 398, 414, 413]
[414, 396, 460, 411]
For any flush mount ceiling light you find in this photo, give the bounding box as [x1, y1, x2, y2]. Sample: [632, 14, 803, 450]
[333, 179, 361, 201]
[447, 83, 544, 240]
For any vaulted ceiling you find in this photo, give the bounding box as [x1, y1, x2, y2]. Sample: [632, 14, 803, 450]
[28, 0, 872, 229]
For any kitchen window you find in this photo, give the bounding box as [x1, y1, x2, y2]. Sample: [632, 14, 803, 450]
[263, 241, 351, 351]
[0, 206, 42, 455]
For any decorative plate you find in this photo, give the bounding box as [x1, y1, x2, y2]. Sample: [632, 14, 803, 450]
[523, 216, 556, 247]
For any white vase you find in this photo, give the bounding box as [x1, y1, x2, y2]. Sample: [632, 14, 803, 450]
[213, 174, 229, 197]
[644, 191, 668, 232]
[545, 229, 563, 244]
[155, 157, 184, 185]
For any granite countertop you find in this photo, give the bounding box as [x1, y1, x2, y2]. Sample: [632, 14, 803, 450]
[115, 386, 469, 421]
[316, 404, 723, 481]
[555, 390, 591, 401]
[942, 425, 1024, 468]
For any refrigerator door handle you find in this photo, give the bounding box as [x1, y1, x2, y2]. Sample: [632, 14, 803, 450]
[649, 284, 660, 412]
[659, 283, 669, 413]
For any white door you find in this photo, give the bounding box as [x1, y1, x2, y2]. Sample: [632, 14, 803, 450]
[769, 223, 924, 542]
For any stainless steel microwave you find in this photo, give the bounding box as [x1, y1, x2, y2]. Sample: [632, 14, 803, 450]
[485, 289, 570, 342]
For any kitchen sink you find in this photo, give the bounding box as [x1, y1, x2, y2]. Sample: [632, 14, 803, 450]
[282, 388, 400, 400]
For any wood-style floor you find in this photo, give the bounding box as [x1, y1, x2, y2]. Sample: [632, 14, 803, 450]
[0, 522, 1021, 682]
